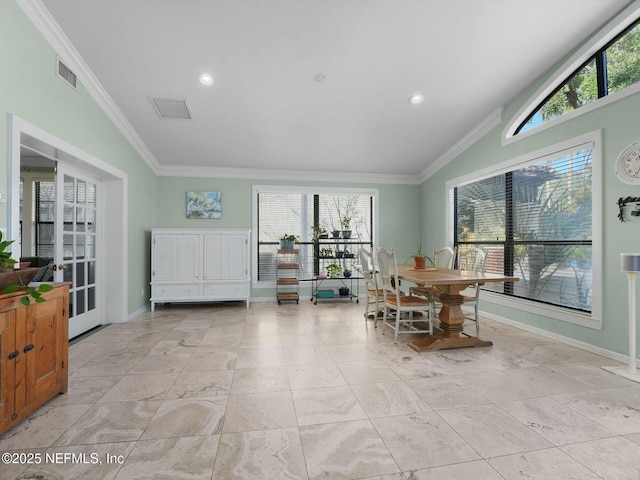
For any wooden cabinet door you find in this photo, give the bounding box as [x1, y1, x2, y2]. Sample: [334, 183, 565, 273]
[24, 294, 66, 406]
[0, 310, 16, 424]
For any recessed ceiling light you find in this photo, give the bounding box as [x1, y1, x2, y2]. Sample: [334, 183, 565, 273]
[198, 73, 214, 86]
[408, 93, 424, 105]
[315, 73, 327, 83]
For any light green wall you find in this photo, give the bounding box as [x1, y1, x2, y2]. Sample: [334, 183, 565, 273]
[421, 57, 640, 356]
[156, 176, 422, 297]
[0, 1, 157, 314]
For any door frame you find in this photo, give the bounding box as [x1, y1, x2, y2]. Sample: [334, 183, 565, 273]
[8, 114, 128, 325]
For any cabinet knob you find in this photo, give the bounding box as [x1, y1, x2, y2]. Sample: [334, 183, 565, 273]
[8, 350, 19, 359]
[24, 344, 35, 353]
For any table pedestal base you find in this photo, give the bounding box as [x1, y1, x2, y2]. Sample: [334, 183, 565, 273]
[408, 328, 493, 352]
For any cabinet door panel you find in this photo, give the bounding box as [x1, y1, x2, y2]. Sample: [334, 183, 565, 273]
[0, 312, 15, 423]
[226, 234, 248, 279]
[176, 235, 200, 280]
[153, 235, 177, 280]
[203, 234, 224, 279]
[25, 297, 63, 404]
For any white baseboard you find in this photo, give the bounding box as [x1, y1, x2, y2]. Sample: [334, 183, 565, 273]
[127, 303, 149, 321]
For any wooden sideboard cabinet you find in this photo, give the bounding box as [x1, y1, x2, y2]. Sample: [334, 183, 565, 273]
[150, 229, 251, 311]
[0, 284, 69, 435]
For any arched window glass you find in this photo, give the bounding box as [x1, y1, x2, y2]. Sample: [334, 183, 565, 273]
[515, 17, 640, 135]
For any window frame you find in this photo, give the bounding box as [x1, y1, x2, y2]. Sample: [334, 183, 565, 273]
[447, 131, 603, 329]
[504, 2, 640, 144]
[251, 185, 379, 289]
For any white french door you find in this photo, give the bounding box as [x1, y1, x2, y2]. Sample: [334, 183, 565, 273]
[55, 164, 101, 338]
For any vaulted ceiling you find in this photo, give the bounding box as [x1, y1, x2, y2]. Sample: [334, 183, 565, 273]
[36, 0, 628, 182]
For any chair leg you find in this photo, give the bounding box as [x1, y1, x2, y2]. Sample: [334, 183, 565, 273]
[381, 306, 388, 336]
[475, 303, 480, 336]
[394, 311, 401, 344]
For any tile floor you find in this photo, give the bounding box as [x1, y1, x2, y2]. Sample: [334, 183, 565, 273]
[2, 300, 640, 479]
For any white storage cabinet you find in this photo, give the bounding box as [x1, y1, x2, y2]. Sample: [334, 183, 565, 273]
[150, 229, 250, 310]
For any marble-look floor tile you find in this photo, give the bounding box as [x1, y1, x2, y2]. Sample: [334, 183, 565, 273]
[488, 447, 601, 480]
[71, 354, 144, 377]
[626, 432, 640, 446]
[383, 355, 450, 381]
[292, 386, 368, 426]
[406, 376, 489, 410]
[142, 397, 227, 439]
[98, 373, 178, 403]
[223, 391, 297, 433]
[0, 403, 92, 450]
[554, 385, 640, 434]
[239, 333, 282, 348]
[287, 363, 347, 390]
[213, 428, 308, 480]
[337, 360, 401, 385]
[407, 460, 502, 480]
[351, 381, 431, 418]
[552, 363, 637, 389]
[317, 331, 364, 346]
[114, 435, 219, 480]
[231, 366, 290, 394]
[325, 343, 380, 362]
[17, 442, 136, 480]
[499, 396, 615, 445]
[283, 344, 334, 365]
[459, 370, 542, 403]
[428, 349, 498, 375]
[300, 419, 400, 480]
[501, 366, 592, 396]
[235, 346, 285, 369]
[560, 436, 640, 480]
[148, 339, 197, 356]
[50, 375, 121, 405]
[438, 404, 552, 458]
[54, 400, 161, 445]
[371, 412, 480, 471]
[128, 353, 190, 374]
[166, 369, 234, 398]
[182, 347, 238, 371]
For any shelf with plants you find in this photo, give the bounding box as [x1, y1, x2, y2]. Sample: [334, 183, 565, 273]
[276, 248, 300, 304]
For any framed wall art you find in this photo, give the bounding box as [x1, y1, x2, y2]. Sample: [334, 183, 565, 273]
[186, 191, 221, 219]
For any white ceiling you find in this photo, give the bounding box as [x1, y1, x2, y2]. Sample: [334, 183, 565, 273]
[37, 0, 628, 181]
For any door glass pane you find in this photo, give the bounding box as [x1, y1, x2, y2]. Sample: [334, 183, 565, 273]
[76, 234, 86, 258]
[88, 261, 95, 284]
[64, 175, 74, 202]
[88, 287, 95, 311]
[86, 235, 95, 259]
[63, 263, 73, 282]
[69, 292, 74, 318]
[87, 209, 95, 233]
[76, 289, 85, 315]
[64, 205, 74, 230]
[63, 234, 73, 259]
[77, 180, 86, 204]
[88, 183, 96, 207]
[76, 207, 86, 231]
[76, 261, 85, 287]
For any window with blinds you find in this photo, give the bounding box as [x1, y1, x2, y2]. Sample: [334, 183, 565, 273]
[256, 189, 374, 283]
[454, 143, 593, 312]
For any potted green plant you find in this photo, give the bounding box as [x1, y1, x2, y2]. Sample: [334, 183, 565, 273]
[326, 263, 342, 278]
[311, 225, 328, 242]
[280, 233, 299, 249]
[343, 268, 352, 278]
[344, 248, 355, 259]
[406, 241, 434, 270]
[0, 232, 53, 305]
[319, 247, 333, 258]
[340, 216, 352, 239]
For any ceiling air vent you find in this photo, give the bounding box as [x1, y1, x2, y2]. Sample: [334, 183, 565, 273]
[150, 97, 193, 120]
[57, 58, 77, 89]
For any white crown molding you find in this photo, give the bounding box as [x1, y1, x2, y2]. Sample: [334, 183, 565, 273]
[417, 106, 504, 183]
[156, 164, 420, 184]
[18, 0, 161, 175]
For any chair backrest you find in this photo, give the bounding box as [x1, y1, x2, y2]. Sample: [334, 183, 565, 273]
[358, 247, 377, 292]
[377, 247, 400, 303]
[433, 247, 455, 269]
[457, 247, 487, 273]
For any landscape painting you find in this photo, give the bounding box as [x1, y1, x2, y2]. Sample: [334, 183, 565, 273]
[186, 191, 221, 219]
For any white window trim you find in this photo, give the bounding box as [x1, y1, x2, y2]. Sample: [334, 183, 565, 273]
[446, 130, 603, 329]
[503, 0, 640, 145]
[251, 185, 379, 290]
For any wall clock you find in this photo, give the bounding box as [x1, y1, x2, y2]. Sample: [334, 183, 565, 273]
[616, 142, 640, 185]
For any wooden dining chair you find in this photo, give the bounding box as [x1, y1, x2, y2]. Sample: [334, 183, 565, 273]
[358, 247, 384, 327]
[377, 247, 433, 343]
[456, 247, 487, 336]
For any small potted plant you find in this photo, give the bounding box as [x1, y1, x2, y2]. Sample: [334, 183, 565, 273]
[311, 225, 328, 243]
[340, 216, 352, 239]
[280, 233, 299, 250]
[339, 286, 350, 297]
[319, 247, 334, 258]
[344, 248, 355, 259]
[406, 241, 434, 270]
[343, 268, 352, 278]
[326, 263, 342, 278]
[335, 249, 344, 259]
[331, 229, 341, 239]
